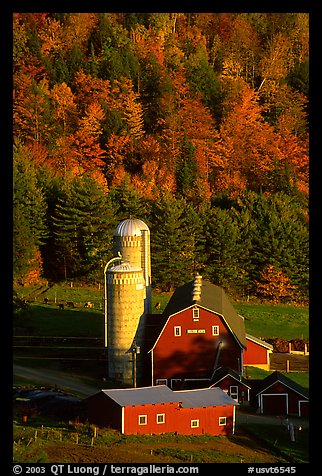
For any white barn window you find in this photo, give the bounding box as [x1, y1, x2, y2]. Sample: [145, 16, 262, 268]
[156, 413, 165, 424]
[191, 419, 199, 428]
[212, 325, 219, 336]
[193, 308, 199, 321]
[219, 416, 227, 426]
[174, 326, 181, 336]
[138, 415, 147, 425]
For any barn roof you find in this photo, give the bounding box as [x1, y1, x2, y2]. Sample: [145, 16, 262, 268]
[246, 334, 274, 350]
[94, 385, 238, 408]
[100, 385, 176, 406]
[174, 386, 239, 408]
[210, 366, 251, 389]
[256, 371, 309, 399]
[161, 278, 246, 349]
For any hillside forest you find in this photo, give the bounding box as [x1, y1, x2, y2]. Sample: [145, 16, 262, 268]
[13, 13, 309, 303]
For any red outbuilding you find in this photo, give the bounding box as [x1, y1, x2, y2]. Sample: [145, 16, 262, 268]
[86, 385, 238, 435]
[210, 367, 251, 403]
[147, 277, 246, 387]
[244, 334, 273, 370]
[255, 371, 309, 417]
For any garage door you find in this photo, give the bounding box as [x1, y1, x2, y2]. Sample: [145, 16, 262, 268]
[262, 394, 288, 415]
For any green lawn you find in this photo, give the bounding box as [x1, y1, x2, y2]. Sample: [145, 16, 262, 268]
[244, 366, 309, 388]
[235, 303, 309, 340]
[14, 285, 309, 341]
[14, 303, 104, 337]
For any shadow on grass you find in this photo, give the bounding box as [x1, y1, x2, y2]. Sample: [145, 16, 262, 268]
[233, 422, 309, 463]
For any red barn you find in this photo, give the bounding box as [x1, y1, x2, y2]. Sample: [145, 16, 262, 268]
[86, 385, 238, 435]
[255, 371, 309, 417]
[244, 334, 273, 370]
[147, 277, 246, 387]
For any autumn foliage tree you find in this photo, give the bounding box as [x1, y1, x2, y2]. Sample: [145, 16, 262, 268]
[255, 264, 296, 303]
[12, 13, 309, 300]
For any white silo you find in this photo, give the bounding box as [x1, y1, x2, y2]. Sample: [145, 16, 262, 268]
[113, 218, 151, 314]
[105, 218, 152, 386]
[107, 262, 146, 385]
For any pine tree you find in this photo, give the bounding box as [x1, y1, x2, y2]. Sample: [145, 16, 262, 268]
[13, 143, 48, 284]
[52, 174, 114, 280]
[203, 207, 242, 291]
[150, 193, 191, 291]
[181, 201, 208, 275]
[107, 176, 150, 221]
[247, 192, 308, 299]
[176, 134, 197, 199]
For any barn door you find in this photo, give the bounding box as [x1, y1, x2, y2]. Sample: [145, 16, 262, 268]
[261, 394, 288, 415]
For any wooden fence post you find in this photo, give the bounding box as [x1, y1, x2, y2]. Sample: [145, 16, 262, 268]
[286, 359, 290, 372]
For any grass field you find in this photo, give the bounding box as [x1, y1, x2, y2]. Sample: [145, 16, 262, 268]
[13, 285, 309, 389]
[15, 284, 309, 340]
[13, 416, 309, 463]
[13, 284, 310, 464]
[234, 303, 309, 340]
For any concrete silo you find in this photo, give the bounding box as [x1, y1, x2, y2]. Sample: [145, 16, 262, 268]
[113, 218, 151, 315]
[106, 218, 151, 385]
[107, 262, 145, 385]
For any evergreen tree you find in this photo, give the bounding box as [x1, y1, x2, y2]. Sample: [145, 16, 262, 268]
[181, 201, 208, 275]
[107, 177, 150, 223]
[13, 144, 48, 283]
[246, 192, 308, 299]
[203, 207, 242, 292]
[186, 50, 222, 121]
[52, 174, 114, 280]
[150, 193, 191, 291]
[176, 134, 197, 199]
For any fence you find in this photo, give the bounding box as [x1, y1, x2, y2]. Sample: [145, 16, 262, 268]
[269, 353, 309, 372]
[14, 424, 100, 449]
[288, 342, 309, 356]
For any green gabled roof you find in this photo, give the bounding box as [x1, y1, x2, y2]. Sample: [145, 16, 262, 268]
[162, 279, 246, 349]
[256, 371, 309, 399]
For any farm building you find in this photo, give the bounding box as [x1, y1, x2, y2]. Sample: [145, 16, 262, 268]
[252, 371, 309, 417]
[146, 277, 246, 387]
[244, 334, 273, 370]
[210, 367, 251, 403]
[86, 385, 238, 435]
[105, 218, 282, 389]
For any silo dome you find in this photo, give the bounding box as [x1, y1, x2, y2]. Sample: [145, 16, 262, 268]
[113, 218, 150, 237]
[113, 218, 152, 317]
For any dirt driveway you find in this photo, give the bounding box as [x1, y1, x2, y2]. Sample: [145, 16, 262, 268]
[13, 363, 99, 397]
[236, 407, 309, 429]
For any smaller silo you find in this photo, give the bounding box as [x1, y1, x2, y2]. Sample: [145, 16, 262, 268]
[107, 262, 146, 385]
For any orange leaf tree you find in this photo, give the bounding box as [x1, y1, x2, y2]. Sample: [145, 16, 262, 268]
[255, 264, 296, 303]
